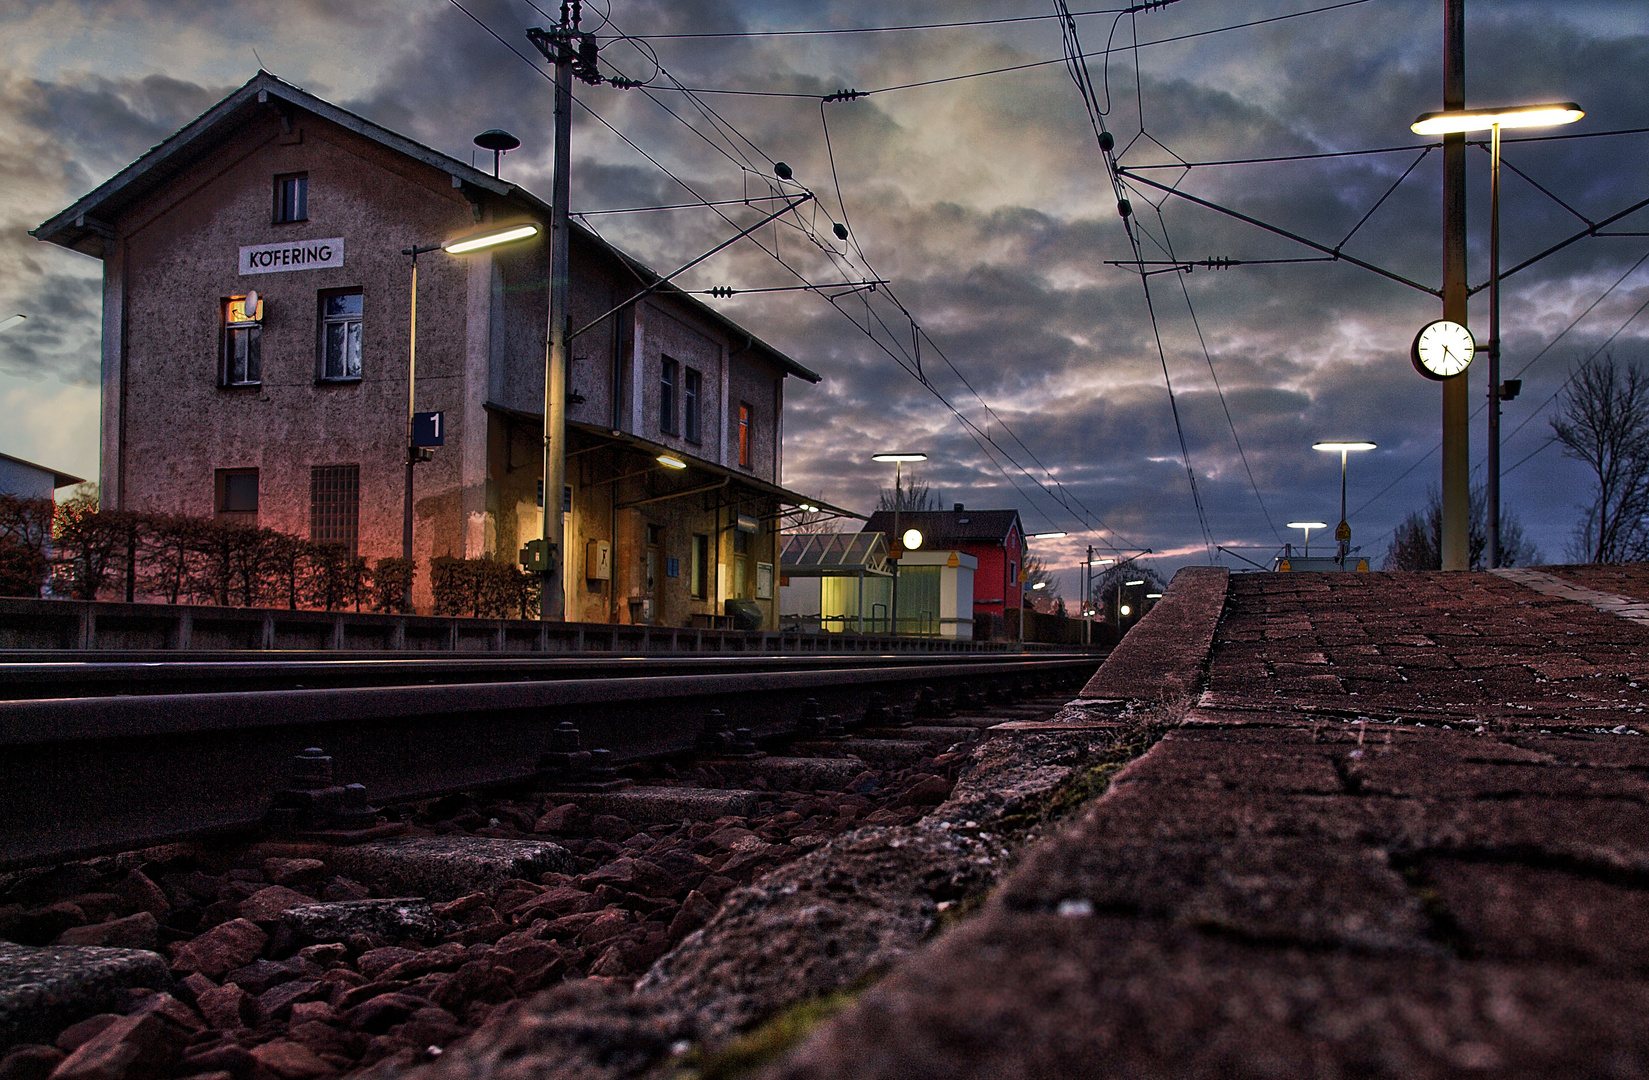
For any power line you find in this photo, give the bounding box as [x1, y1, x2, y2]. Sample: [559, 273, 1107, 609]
[593, 5, 1138, 40]
[615, 0, 1376, 100]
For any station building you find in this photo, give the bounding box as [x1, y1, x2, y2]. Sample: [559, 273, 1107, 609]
[33, 73, 848, 626]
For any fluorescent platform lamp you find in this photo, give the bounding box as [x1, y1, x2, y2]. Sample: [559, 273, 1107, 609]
[1030, 531, 1068, 540]
[656, 455, 688, 470]
[1124, 579, 1145, 586]
[1287, 520, 1329, 557]
[1146, 592, 1162, 599]
[1313, 442, 1376, 565]
[1312, 442, 1377, 453]
[0, 315, 25, 333]
[1411, 103, 1582, 135]
[797, 502, 819, 512]
[872, 452, 927, 463]
[1031, 581, 1047, 590]
[442, 223, 542, 254]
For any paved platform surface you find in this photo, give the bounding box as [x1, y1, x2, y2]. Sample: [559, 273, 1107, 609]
[764, 570, 1649, 1079]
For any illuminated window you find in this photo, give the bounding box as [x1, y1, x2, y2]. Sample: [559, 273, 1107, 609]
[274, 174, 308, 224]
[220, 296, 261, 386]
[318, 290, 362, 381]
[738, 401, 752, 467]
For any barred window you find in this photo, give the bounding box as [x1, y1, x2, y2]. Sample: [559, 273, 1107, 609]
[310, 465, 360, 553]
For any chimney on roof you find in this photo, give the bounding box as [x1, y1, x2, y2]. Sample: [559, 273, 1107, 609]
[954, 503, 964, 512]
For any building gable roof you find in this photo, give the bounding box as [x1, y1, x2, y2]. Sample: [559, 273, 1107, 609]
[0, 451, 84, 490]
[32, 71, 820, 384]
[862, 508, 1022, 546]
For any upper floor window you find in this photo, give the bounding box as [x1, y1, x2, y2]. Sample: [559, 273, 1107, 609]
[220, 295, 261, 387]
[275, 174, 308, 223]
[738, 401, 752, 468]
[660, 358, 679, 435]
[319, 290, 362, 381]
[684, 367, 702, 443]
[215, 468, 258, 523]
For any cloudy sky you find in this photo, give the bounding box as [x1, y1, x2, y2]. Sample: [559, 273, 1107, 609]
[3, 0, 1647, 589]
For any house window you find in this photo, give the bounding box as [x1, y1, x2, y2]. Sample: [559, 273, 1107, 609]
[220, 296, 261, 386]
[319, 290, 363, 381]
[684, 367, 702, 443]
[690, 534, 709, 599]
[274, 174, 308, 224]
[1009, 561, 1018, 585]
[660, 358, 679, 434]
[310, 465, 360, 553]
[738, 401, 752, 467]
[215, 468, 258, 523]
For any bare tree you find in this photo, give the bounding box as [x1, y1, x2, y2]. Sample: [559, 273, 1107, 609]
[1090, 559, 1167, 619]
[1383, 484, 1540, 570]
[1551, 354, 1649, 563]
[877, 473, 944, 512]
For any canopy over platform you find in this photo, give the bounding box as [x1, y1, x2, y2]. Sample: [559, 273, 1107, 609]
[779, 532, 892, 578]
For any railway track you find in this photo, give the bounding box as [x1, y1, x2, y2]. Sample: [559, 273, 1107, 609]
[0, 652, 1100, 870]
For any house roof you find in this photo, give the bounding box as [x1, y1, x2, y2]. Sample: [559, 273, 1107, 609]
[31, 71, 820, 385]
[0, 451, 84, 491]
[862, 509, 1022, 546]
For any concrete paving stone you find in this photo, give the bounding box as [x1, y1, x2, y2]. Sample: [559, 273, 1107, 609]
[999, 836, 1429, 951]
[1398, 796, 1649, 869]
[1420, 857, 1649, 972]
[1506, 733, 1649, 767]
[1113, 740, 1345, 795]
[761, 912, 1649, 1080]
[1083, 566, 1228, 701]
[326, 837, 570, 901]
[814, 739, 932, 767]
[546, 788, 760, 825]
[1344, 753, 1649, 801]
[1269, 675, 1347, 694]
[0, 943, 170, 1050]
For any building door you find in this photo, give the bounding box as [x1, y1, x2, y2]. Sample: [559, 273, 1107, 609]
[645, 524, 664, 624]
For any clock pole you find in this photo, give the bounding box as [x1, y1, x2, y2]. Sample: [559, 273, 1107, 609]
[1439, 0, 1470, 571]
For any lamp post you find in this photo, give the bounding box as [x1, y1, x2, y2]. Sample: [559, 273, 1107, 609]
[1019, 531, 1065, 647]
[401, 223, 541, 609]
[1286, 521, 1329, 559]
[872, 452, 926, 635]
[1411, 103, 1583, 568]
[1311, 442, 1377, 568]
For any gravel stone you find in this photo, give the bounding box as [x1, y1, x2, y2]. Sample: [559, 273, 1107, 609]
[275, 900, 445, 947]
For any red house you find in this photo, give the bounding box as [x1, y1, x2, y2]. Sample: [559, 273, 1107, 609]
[863, 505, 1024, 631]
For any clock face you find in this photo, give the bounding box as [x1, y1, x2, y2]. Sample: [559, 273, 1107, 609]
[1412, 319, 1476, 380]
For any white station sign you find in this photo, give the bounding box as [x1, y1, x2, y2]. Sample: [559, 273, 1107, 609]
[239, 237, 345, 276]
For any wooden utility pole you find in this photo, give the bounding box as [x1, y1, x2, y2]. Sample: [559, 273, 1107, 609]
[1440, 0, 1470, 570]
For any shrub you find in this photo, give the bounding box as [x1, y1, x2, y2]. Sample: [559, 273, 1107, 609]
[372, 557, 415, 613]
[0, 494, 54, 597]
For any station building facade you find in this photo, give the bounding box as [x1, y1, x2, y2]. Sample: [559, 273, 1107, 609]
[34, 73, 842, 627]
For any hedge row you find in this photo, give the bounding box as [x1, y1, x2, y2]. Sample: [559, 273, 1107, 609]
[0, 491, 539, 618]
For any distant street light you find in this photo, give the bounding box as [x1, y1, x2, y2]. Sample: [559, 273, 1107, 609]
[1312, 442, 1377, 567]
[872, 451, 927, 635]
[1030, 531, 1067, 540]
[1286, 520, 1330, 558]
[1413, 102, 1583, 568]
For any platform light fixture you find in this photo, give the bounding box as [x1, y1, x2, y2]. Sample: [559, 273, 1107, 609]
[1411, 102, 1582, 135]
[656, 454, 688, 470]
[0, 314, 24, 333]
[442, 222, 542, 254]
[1286, 520, 1330, 558]
[1313, 441, 1377, 567]
[871, 452, 927, 463]
[797, 502, 820, 513]
[1030, 531, 1068, 540]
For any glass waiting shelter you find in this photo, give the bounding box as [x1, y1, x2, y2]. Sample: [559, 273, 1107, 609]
[778, 532, 894, 633]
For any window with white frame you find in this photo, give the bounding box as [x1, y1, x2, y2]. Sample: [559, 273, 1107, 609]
[318, 290, 362, 381]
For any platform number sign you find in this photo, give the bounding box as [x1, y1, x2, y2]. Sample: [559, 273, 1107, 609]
[412, 411, 444, 447]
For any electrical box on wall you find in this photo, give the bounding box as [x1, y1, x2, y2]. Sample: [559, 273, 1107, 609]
[586, 539, 612, 581]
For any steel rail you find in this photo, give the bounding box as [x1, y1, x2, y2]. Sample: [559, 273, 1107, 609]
[0, 651, 1100, 699]
[0, 655, 1098, 870]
